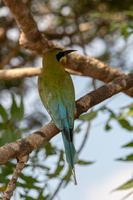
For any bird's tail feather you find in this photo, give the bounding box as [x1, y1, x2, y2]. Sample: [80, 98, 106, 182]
[61, 132, 78, 185]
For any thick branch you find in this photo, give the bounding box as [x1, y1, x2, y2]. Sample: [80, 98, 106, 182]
[2, 0, 60, 55]
[2, 0, 133, 97]
[0, 73, 133, 164]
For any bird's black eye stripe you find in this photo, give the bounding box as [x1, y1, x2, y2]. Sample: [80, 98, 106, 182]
[56, 52, 65, 61]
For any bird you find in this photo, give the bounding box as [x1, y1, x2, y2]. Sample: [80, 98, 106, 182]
[38, 48, 78, 185]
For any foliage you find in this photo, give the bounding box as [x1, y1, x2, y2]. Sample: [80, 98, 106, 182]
[0, 94, 93, 199]
[1, 0, 133, 199]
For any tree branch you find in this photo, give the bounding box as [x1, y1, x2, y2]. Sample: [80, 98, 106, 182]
[75, 73, 133, 118]
[2, 0, 60, 55]
[2, 0, 133, 97]
[0, 67, 41, 80]
[2, 155, 28, 200]
[0, 67, 83, 80]
[77, 121, 91, 154]
[0, 73, 133, 164]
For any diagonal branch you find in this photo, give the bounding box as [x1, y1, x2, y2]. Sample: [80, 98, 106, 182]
[2, 155, 28, 200]
[0, 73, 133, 164]
[2, 0, 133, 97]
[2, 0, 60, 55]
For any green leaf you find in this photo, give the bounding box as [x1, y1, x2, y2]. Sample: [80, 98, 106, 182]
[115, 178, 133, 190]
[122, 141, 133, 147]
[18, 174, 41, 190]
[0, 129, 21, 146]
[125, 108, 133, 117]
[47, 151, 64, 178]
[45, 142, 57, 156]
[121, 23, 130, 39]
[118, 119, 133, 131]
[10, 94, 24, 122]
[117, 154, 133, 161]
[18, 182, 41, 190]
[48, 164, 64, 178]
[0, 122, 8, 130]
[0, 161, 16, 184]
[79, 111, 97, 121]
[117, 108, 133, 120]
[17, 96, 24, 121]
[20, 173, 39, 184]
[74, 124, 82, 133]
[10, 94, 19, 122]
[0, 104, 8, 122]
[77, 160, 94, 165]
[105, 123, 111, 131]
[20, 194, 37, 200]
[38, 190, 46, 200]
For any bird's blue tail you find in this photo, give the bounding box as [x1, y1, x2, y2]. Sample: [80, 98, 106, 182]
[61, 132, 78, 167]
[61, 129, 78, 184]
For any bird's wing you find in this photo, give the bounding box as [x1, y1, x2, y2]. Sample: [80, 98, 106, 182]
[38, 72, 75, 131]
[59, 72, 75, 129]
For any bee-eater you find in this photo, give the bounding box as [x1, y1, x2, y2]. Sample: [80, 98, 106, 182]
[38, 48, 78, 184]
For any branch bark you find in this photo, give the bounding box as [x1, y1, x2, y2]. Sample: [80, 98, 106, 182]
[0, 67, 41, 80]
[2, 0, 61, 55]
[0, 73, 133, 164]
[2, 156, 28, 200]
[0, 67, 84, 80]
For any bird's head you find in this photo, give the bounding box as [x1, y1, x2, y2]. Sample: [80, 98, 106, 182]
[44, 48, 76, 66]
[55, 49, 76, 65]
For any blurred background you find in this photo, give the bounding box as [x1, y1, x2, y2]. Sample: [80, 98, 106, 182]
[0, 0, 133, 199]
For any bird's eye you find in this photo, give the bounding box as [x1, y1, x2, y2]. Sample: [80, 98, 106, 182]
[56, 52, 65, 62]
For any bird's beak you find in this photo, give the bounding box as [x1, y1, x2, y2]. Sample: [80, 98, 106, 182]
[63, 50, 77, 56]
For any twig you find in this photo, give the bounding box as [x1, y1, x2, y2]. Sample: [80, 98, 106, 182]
[2, 155, 28, 200]
[78, 121, 91, 154]
[49, 179, 64, 200]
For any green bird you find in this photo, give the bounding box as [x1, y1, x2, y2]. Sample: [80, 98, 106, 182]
[38, 48, 78, 184]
